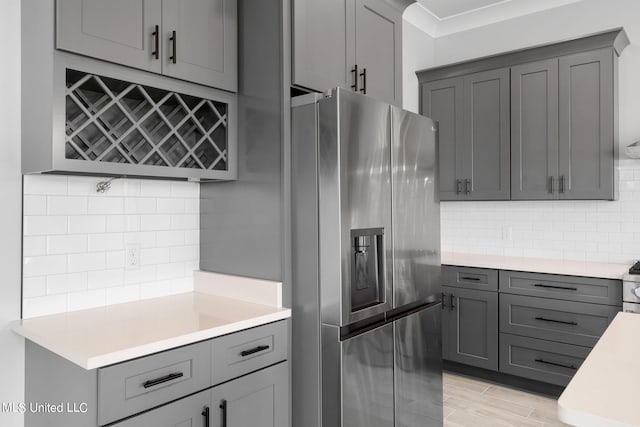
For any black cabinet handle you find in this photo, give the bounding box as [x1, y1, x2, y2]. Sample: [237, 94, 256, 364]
[449, 294, 455, 311]
[548, 176, 554, 194]
[169, 30, 177, 64]
[240, 345, 270, 357]
[533, 283, 578, 291]
[359, 68, 367, 94]
[441, 292, 446, 308]
[152, 25, 160, 60]
[351, 65, 359, 92]
[455, 179, 462, 195]
[464, 179, 471, 195]
[142, 372, 184, 388]
[535, 358, 577, 370]
[559, 175, 565, 193]
[461, 277, 481, 282]
[535, 317, 578, 326]
[202, 406, 210, 427]
[219, 399, 227, 427]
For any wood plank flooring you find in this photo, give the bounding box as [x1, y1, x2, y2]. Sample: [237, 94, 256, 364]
[443, 372, 569, 427]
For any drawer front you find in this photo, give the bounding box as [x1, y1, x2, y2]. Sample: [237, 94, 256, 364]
[442, 265, 498, 291]
[212, 320, 288, 385]
[499, 270, 622, 305]
[111, 388, 211, 427]
[98, 341, 211, 426]
[499, 333, 590, 386]
[500, 294, 619, 347]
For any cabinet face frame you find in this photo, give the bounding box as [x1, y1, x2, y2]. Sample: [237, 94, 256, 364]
[25, 52, 237, 180]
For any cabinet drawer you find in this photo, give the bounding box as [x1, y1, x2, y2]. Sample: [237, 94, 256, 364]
[98, 341, 211, 426]
[499, 270, 622, 305]
[442, 265, 498, 291]
[499, 294, 619, 347]
[212, 320, 288, 385]
[499, 333, 590, 386]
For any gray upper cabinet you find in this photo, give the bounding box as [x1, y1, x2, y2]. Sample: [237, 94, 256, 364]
[418, 28, 627, 201]
[56, 0, 237, 92]
[354, 0, 402, 105]
[421, 78, 464, 200]
[511, 59, 559, 200]
[292, 0, 354, 93]
[292, 0, 402, 105]
[161, 0, 237, 91]
[464, 68, 511, 200]
[57, 0, 162, 74]
[421, 69, 510, 201]
[559, 49, 615, 200]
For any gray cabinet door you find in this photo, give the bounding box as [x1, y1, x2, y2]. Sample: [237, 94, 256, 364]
[354, 0, 402, 105]
[292, 0, 355, 92]
[442, 286, 498, 371]
[162, 0, 237, 91]
[463, 68, 511, 200]
[211, 362, 290, 427]
[511, 59, 559, 200]
[112, 389, 211, 427]
[57, 0, 162, 73]
[421, 78, 465, 201]
[558, 49, 615, 200]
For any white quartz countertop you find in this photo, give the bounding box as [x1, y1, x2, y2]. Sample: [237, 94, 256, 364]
[12, 271, 291, 370]
[442, 252, 629, 280]
[558, 312, 640, 426]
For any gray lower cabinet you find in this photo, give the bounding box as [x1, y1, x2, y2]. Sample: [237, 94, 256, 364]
[442, 285, 499, 371]
[421, 68, 510, 201]
[292, 0, 402, 105]
[114, 362, 289, 427]
[56, 0, 237, 91]
[558, 49, 615, 200]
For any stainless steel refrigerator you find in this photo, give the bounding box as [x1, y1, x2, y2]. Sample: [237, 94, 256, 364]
[291, 88, 442, 427]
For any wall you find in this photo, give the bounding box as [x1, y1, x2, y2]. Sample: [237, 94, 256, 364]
[22, 176, 199, 318]
[434, 0, 640, 264]
[0, 0, 24, 425]
[402, 4, 435, 113]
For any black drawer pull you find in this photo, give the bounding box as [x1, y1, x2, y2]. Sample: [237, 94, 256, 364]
[220, 399, 227, 427]
[240, 345, 270, 357]
[535, 317, 578, 326]
[535, 358, 577, 370]
[461, 277, 481, 282]
[142, 372, 184, 388]
[533, 283, 578, 291]
[202, 406, 210, 427]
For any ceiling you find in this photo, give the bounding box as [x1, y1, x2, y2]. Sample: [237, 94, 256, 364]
[409, 0, 584, 37]
[417, 0, 511, 20]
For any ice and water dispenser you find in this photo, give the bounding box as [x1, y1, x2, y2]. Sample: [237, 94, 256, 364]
[350, 228, 385, 312]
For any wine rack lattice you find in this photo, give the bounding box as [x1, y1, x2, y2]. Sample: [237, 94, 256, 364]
[65, 69, 228, 171]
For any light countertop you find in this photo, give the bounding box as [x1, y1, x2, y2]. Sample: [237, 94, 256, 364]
[442, 252, 629, 280]
[12, 271, 291, 370]
[558, 312, 640, 427]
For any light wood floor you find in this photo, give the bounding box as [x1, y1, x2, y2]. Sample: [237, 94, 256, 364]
[443, 372, 569, 427]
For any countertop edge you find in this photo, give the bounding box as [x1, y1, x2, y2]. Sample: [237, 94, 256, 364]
[14, 308, 291, 370]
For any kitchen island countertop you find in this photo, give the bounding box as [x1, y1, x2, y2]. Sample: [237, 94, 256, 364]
[12, 271, 291, 369]
[558, 312, 640, 426]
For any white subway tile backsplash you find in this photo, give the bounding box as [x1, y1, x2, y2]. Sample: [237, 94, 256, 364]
[24, 216, 67, 236]
[68, 252, 106, 273]
[442, 164, 640, 264]
[47, 235, 88, 255]
[23, 176, 200, 318]
[68, 216, 106, 234]
[46, 273, 87, 295]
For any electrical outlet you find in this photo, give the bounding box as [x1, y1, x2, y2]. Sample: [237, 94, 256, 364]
[126, 244, 141, 270]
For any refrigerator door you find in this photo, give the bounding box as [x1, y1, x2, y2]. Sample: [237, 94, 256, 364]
[391, 107, 441, 308]
[318, 88, 393, 327]
[394, 303, 443, 427]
